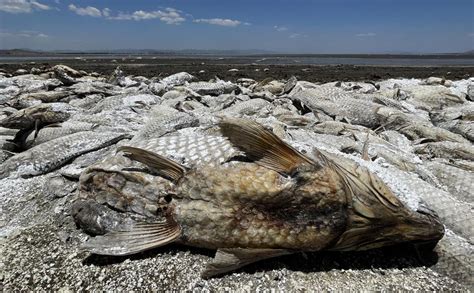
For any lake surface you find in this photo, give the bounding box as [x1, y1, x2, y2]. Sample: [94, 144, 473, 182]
[1, 55, 474, 66]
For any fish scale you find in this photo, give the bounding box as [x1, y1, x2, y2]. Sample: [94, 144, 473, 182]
[129, 134, 238, 167]
[0, 131, 128, 179]
[175, 162, 346, 250]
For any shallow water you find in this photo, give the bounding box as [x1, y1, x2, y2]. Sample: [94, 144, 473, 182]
[1, 55, 474, 66]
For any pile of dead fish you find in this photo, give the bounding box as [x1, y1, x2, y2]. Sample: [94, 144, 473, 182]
[0, 65, 472, 286]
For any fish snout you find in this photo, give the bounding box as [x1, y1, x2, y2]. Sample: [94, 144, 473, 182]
[398, 203, 445, 244]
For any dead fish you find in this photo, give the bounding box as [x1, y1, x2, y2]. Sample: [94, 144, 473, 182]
[403, 85, 466, 111]
[435, 120, 474, 142]
[107, 66, 126, 85]
[0, 102, 77, 129]
[252, 79, 285, 95]
[200, 94, 241, 111]
[130, 105, 199, 141]
[289, 87, 385, 128]
[87, 94, 160, 114]
[424, 159, 474, 203]
[24, 121, 98, 148]
[282, 76, 298, 95]
[69, 81, 122, 96]
[186, 81, 238, 96]
[15, 90, 72, 104]
[53, 65, 77, 86]
[432, 229, 474, 286]
[414, 141, 474, 161]
[0, 131, 128, 179]
[217, 98, 271, 117]
[75, 118, 444, 277]
[52, 64, 83, 78]
[160, 72, 195, 88]
[7, 95, 43, 109]
[376, 107, 469, 143]
[68, 94, 104, 109]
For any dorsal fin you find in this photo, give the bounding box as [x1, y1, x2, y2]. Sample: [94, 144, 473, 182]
[219, 118, 313, 175]
[117, 146, 185, 182]
[81, 217, 181, 256]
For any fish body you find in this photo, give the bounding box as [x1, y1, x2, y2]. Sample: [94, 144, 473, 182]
[24, 121, 97, 148]
[16, 90, 71, 104]
[0, 102, 77, 129]
[160, 72, 195, 88]
[75, 119, 444, 277]
[0, 131, 128, 179]
[186, 81, 238, 96]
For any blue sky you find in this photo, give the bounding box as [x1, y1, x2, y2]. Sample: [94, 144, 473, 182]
[0, 0, 473, 53]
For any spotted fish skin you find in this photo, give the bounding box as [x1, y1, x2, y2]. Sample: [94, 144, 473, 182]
[174, 162, 347, 250]
[76, 119, 444, 277]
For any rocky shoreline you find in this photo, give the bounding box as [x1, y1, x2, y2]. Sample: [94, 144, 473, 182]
[0, 64, 472, 290]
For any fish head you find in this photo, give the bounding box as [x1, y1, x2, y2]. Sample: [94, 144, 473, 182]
[77, 155, 175, 218]
[326, 160, 445, 251]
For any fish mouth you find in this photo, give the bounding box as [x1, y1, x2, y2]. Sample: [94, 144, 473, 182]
[330, 202, 445, 251]
[397, 203, 445, 244]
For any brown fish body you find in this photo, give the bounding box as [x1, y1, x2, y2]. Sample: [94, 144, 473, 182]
[174, 162, 347, 250]
[76, 118, 444, 277]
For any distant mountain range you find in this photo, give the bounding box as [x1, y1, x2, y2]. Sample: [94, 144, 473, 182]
[0, 48, 276, 56]
[1, 48, 473, 57]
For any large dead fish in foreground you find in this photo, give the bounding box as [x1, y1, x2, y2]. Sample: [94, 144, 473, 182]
[74, 118, 444, 277]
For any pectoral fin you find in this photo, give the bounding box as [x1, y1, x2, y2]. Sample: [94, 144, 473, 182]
[117, 146, 186, 182]
[202, 248, 293, 278]
[219, 118, 313, 175]
[81, 217, 181, 256]
[361, 132, 370, 161]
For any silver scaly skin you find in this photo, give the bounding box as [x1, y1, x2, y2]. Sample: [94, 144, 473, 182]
[0, 131, 128, 179]
[185, 80, 238, 96]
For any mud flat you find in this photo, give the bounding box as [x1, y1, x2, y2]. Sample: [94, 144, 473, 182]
[1, 55, 474, 83]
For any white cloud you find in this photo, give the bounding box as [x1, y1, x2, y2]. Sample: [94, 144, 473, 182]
[30, 0, 48, 10]
[193, 18, 241, 27]
[0, 0, 51, 13]
[68, 4, 102, 17]
[274, 25, 288, 32]
[0, 30, 49, 38]
[102, 7, 110, 17]
[355, 32, 376, 37]
[109, 7, 185, 24]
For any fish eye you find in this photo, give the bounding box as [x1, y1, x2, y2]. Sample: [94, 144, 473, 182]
[164, 194, 172, 203]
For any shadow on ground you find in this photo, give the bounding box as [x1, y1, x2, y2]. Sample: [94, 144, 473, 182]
[83, 241, 439, 277]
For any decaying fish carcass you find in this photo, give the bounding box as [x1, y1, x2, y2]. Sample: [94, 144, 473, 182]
[73, 118, 444, 277]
